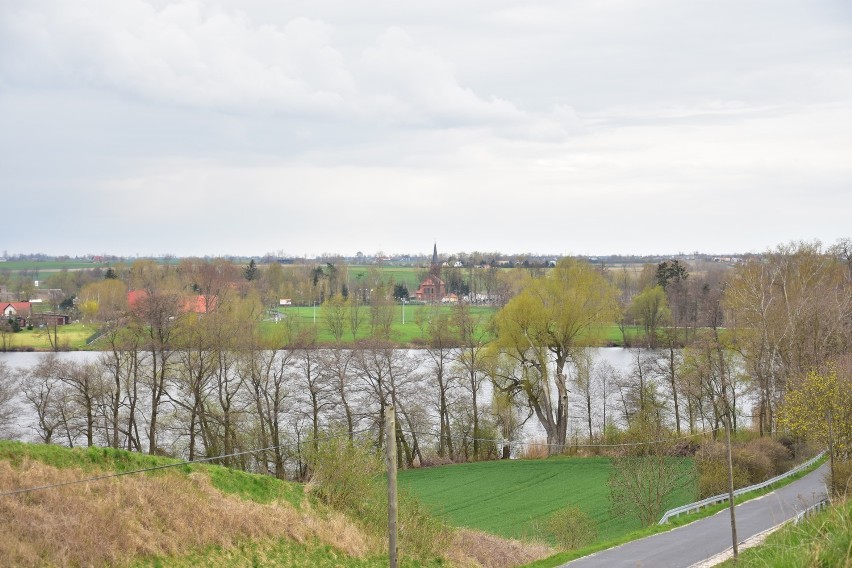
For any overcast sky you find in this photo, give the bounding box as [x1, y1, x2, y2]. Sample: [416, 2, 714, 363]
[2, 1, 850, 258]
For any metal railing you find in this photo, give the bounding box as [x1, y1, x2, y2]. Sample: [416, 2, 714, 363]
[793, 497, 829, 525]
[658, 451, 826, 524]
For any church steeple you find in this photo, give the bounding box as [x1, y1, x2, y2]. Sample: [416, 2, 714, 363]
[430, 242, 441, 277]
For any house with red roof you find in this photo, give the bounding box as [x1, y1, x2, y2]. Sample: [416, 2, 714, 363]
[2, 302, 31, 327]
[127, 290, 217, 315]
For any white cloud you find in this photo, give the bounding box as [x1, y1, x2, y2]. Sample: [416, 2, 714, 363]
[1, 0, 850, 256]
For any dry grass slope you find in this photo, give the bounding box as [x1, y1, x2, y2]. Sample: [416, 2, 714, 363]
[0, 450, 554, 568]
[0, 459, 371, 567]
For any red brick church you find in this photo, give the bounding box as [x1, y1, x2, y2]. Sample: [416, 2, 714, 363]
[414, 243, 446, 303]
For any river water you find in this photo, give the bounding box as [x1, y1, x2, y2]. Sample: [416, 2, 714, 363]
[1, 348, 653, 449]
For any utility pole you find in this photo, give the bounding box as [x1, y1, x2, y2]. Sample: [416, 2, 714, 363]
[385, 405, 398, 568]
[715, 325, 738, 560]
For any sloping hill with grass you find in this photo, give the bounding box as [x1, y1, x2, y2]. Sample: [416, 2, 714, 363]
[0, 442, 552, 568]
[398, 457, 696, 544]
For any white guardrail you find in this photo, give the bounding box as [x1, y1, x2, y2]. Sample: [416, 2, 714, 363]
[658, 451, 826, 525]
[793, 497, 829, 525]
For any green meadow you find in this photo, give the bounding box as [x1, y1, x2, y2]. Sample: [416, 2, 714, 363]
[2, 323, 98, 350]
[267, 304, 498, 344]
[348, 265, 424, 292]
[398, 457, 697, 544]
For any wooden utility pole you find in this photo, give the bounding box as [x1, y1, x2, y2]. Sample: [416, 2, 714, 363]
[716, 328, 738, 560]
[723, 406, 739, 559]
[385, 405, 398, 568]
[714, 329, 739, 563]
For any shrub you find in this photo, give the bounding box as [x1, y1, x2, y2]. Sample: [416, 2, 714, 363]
[733, 445, 773, 483]
[520, 438, 550, 459]
[305, 435, 450, 561]
[830, 460, 852, 497]
[695, 441, 749, 498]
[696, 437, 797, 498]
[544, 505, 597, 550]
[744, 437, 793, 476]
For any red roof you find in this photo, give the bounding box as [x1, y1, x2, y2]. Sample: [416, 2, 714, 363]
[127, 290, 148, 310]
[127, 290, 216, 315]
[1, 302, 31, 315]
[183, 295, 217, 314]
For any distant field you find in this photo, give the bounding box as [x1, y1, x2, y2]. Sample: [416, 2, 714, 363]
[2, 323, 98, 351]
[0, 260, 101, 272]
[591, 324, 644, 345]
[267, 304, 497, 344]
[399, 457, 696, 544]
[348, 265, 424, 291]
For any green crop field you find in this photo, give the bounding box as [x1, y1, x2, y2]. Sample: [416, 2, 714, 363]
[398, 457, 696, 544]
[0, 260, 101, 272]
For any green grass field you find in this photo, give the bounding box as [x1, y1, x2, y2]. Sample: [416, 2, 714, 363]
[2, 323, 98, 350]
[268, 304, 497, 344]
[398, 457, 696, 544]
[348, 265, 424, 292]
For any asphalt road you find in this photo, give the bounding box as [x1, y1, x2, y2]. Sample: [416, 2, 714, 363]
[561, 462, 829, 568]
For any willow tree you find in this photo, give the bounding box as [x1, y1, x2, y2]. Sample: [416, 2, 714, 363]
[490, 259, 619, 455]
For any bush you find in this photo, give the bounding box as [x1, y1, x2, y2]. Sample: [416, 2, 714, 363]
[830, 460, 852, 497]
[306, 435, 450, 561]
[744, 437, 793, 476]
[544, 505, 597, 550]
[695, 437, 798, 498]
[695, 441, 749, 498]
[733, 446, 773, 483]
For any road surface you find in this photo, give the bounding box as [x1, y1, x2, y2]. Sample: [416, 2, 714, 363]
[561, 462, 828, 568]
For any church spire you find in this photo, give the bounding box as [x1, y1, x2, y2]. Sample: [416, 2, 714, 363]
[430, 243, 441, 277]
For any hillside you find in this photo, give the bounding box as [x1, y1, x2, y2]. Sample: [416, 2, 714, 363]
[399, 457, 696, 544]
[0, 442, 551, 567]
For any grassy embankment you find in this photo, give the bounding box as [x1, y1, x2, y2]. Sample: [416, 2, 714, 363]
[399, 456, 696, 545]
[0, 441, 553, 568]
[717, 498, 851, 567]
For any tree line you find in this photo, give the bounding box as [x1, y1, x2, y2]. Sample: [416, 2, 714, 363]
[0, 240, 850, 491]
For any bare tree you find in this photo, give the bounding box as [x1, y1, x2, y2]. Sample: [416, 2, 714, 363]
[608, 434, 694, 526]
[453, 302, 489, 460]
[22, 355, 66, 444]
[57, 361, 105, 447]
[293, 330, 332, 454]
[425, 311, 456, 459]
[571, 348, 597, 443]
[319, 346, 358, 440]
[0, 362, 20, 438]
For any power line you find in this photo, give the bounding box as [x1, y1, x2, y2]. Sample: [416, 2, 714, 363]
[412, 427, 722, 449]
[0, 429, 366, 498]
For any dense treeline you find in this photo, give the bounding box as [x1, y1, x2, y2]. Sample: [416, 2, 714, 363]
[0, 240, 850, 490]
